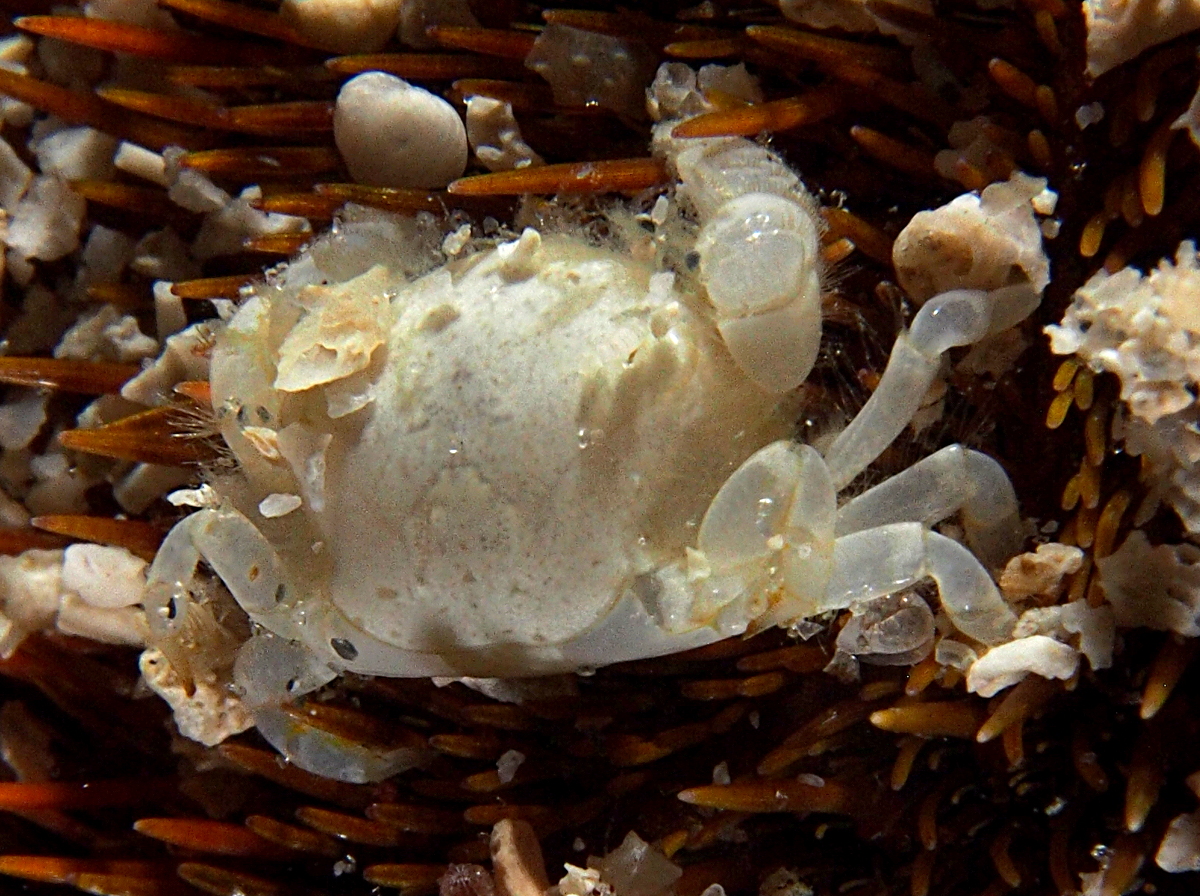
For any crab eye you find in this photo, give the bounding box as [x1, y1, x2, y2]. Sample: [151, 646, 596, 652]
[330, 638, 359, 661]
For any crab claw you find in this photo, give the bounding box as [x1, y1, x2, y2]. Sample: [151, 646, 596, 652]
[696, 193, 824, 394]
[659, 441, 836, 635]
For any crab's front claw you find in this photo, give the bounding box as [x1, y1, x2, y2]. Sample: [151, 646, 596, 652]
[696, 193, 823, 394]
[681, 440, 836, 633]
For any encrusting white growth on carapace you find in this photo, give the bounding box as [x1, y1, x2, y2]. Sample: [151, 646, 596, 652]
[112, 61, 1062, 781]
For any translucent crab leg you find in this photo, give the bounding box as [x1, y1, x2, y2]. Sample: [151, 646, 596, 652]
[834, 445, 1024, 569]
[825, 521, 1017, 645]
[144, 507, 290, 633]
[824, 285, 1039, 490]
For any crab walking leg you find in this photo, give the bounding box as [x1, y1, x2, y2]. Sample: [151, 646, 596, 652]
[835, 445, 1024, 569]
[824, 285, 1041, 490]
[825, 522, 1018, 645]
[145, 509, 287, 623]
[148, 513, 423, 783]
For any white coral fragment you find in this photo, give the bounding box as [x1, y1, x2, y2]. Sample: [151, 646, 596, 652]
[54, 303, 158, 364]
[465, 97, 543, 172]
[525, 25, 657, 119]
[62, 544, 147, 609]
[999, 542, 1083, 601]
[1157, 809, 1200, 872]
[5, 175, 86, 262]
[496, 748, 525, 784]
[1012, 601, 1115, 672]
[120, 321, 213, 407]
[1083, 0, 1200, 77]
[139, 647, 253, 746]
[1157, 772, 1200, 872]
[1096, 530, 1200, 636]
[0, 550, 66, 656]
[892, 172, 1052, 304]
[0, 547, 150, 656]
[590, 832, 682, 896]
[32, 125, 116, 181]
[554, 832, 681, 896]
[1046, 242, 1200, 533]
[0, 390, 47, 451]
[966, 634, 1080, 697]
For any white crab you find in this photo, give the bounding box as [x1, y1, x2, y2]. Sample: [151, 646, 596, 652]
[142, 66, 1037, 768]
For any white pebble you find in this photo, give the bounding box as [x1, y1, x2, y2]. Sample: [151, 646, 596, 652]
[279, 0, 404, 54]
[259, 493, 303, 518]
[334, 72, 467, 189]
[496, 748, 525, 784]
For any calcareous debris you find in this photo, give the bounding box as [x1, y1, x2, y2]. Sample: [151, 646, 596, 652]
[1046, 241, 1200, 535]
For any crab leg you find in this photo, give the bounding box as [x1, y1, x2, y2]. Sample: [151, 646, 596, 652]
[834, 445, 1024, 569]
[824, 284, 1040, 490]
[825, 521, 1018, 645]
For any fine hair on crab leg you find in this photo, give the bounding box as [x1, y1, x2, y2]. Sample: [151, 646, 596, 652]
[825, 522, 1017, 646]
[823, 284, 1041, 490]
[657, 109, 827, 393]
[835, 445, 1024, 570]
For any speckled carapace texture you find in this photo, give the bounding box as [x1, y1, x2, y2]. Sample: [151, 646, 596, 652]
[0, 2, 1198, 896]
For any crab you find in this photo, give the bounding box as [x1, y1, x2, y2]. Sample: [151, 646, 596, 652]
[141, 65, 1037, 772]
